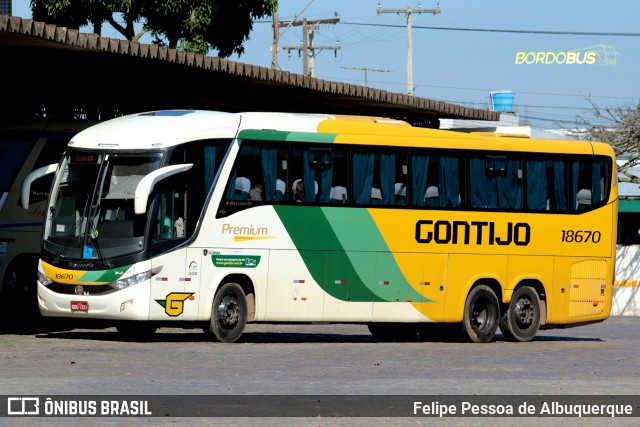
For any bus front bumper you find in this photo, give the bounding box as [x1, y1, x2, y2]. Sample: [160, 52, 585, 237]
[37, 281, 151, 320]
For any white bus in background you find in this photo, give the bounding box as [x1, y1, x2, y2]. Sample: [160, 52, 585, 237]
[614, 177, 640, 316]
[0, 121, 92, 328]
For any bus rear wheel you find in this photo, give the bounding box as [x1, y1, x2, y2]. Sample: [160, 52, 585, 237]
[207, 282, 247, 343]
[499, 286, 541, 342]
[462, 285, 499, 343]
[367, 323, 417, 342]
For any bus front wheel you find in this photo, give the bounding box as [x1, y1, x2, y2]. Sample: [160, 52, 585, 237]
[462, 285, 499, 343]
[499, 286, 541, 342]
[207, 282, 247, 343]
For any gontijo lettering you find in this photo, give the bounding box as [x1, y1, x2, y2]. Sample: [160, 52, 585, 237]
[415, 220, 530, 246]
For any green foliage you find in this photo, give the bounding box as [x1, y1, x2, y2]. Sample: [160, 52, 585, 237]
[142, 0, 278, 56]
[30, 0, 277, 57]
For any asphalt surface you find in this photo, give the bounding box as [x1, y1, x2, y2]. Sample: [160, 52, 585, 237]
[0, 316, 638, 426]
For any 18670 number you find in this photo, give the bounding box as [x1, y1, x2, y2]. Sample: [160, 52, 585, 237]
[561, 230, 601, 243]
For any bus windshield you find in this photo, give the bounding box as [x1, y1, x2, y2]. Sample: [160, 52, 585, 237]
[42, 151, 163, 262]
[0, 136, 36, 210]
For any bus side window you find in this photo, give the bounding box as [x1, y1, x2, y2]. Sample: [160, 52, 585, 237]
[153, 189, 186, 243]
[411, 149, 463, 209]
[353, 147, 407, 207]
[571, 156, 610, 212]
[290, 145, 348, 204]
[225, 141, 287, 205]
[470, 152, 522, 210]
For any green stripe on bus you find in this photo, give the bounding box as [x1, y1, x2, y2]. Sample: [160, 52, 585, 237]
[321, 207, 431, 303]
[274, 206, 430, 303]
[80, 265, 132, 283]
[237, 129, 336, 143]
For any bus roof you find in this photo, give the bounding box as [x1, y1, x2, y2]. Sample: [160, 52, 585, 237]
[67, 110, 614, 158]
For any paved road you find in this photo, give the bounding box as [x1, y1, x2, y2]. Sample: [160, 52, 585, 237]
[0, 316, 638, 426]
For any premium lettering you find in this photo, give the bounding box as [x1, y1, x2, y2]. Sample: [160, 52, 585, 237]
[221, 223, 268, 236]
[415, 220, 530, 246]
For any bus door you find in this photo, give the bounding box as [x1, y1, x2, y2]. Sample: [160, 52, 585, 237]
[148, 189, 195, 321]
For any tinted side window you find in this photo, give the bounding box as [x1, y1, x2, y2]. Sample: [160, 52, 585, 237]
[571, 155, 611, 212]
[525, 154, 569, 212]
[411, 149, 464, 209]
[224, 140, 288, 204]
[0, 135, 36, 194]
[289, 145, 349, 204]
[362, 147, 409, 207]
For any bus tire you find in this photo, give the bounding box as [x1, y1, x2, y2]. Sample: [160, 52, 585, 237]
[499, 286, 541, 342]
[367, 323, 417, 342]
[207, 282, 247, 343]
[462, 285, 499, 343]
[116, 322, 157, 340]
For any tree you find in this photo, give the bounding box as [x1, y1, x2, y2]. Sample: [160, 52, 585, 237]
[142, 0, 277, 56]
[576, 98, 640, 182]
[31, 1, 143, 40]
[30, 0, 277, 56]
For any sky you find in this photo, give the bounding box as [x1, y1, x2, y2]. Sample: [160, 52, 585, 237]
[11, 0, 640, 130]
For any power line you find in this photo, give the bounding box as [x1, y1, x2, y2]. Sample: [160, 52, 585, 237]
[339, 22, 640, 37]
[257, 19, 640, 37]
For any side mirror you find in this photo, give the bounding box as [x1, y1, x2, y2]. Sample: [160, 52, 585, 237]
[134, 164, 193, 214]
[21, 163, 57, 210]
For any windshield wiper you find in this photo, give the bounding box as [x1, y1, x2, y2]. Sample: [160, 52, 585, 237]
[88, 216, 112, 269]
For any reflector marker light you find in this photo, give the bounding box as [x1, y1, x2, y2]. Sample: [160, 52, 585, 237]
[378, 280, 390, 285]
[293, 280, 305, 284]
[156, 277, 168, 281]
[179, 278, 191, 282]
[335, 280, 347, 285]
[420, 281, 430, 286]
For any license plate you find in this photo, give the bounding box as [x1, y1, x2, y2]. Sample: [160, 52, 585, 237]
[70, 301, 89, 312]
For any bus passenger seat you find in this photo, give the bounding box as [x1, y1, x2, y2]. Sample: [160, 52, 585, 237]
[425, 186, 439, 207]
[234, 177, 251, 200]
[577, 188, 591, 210]
[275, 179, 286, 201]
[394, 182, 407, 206]
[371, 188, 382, 205]
[330, 186, 348, 203]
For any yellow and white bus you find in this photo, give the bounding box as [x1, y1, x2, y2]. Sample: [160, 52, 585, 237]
[0, 121, 91, 326]
[31, 110, 618, 342]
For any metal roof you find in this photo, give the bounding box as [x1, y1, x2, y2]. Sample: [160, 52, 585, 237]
[0, 15, 499, 128]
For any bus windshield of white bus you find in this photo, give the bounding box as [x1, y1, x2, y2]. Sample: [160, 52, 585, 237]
[42, 151, 164, 262]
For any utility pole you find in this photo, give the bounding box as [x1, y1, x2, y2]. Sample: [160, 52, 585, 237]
[377, 2, 440, 96]
[271, 0, 316, 69]
[282, 18, 341, 77]
[271, 13, 279, 69]
[340, 66, 390, 87]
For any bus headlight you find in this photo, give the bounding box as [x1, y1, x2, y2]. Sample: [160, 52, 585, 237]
[109, 266, 162, 290]
[37, 270, 53, 287]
